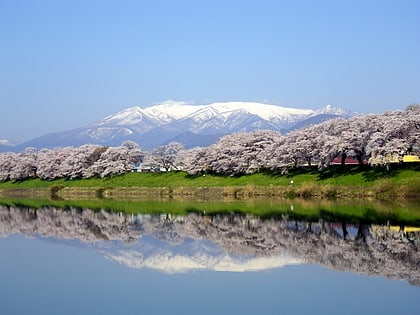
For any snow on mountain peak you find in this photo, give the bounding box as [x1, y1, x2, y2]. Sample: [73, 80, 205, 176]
[208, 101, 313, 121]
[96, 101, 351, 132]
[315, 104, 352, 116]
[104, 249, 302, 273]
[143, 101, 203, 122]
[139, 101, 317, 123]
[99, 106, 145, 126]
[10, 100, 354, 151]
[187, 105, 221, 122]
[0, 139, 14, 146]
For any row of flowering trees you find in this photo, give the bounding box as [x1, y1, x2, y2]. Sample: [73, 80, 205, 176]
[0, 141, 143, 181]
[178, 105, 420, 175]
[0, 105, 419, 181]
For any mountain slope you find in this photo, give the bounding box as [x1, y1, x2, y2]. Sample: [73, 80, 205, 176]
[0, 139, 15, 152]
[14, 101, 353, 151]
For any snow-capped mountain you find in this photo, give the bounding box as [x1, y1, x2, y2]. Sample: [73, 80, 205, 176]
[104, 243, 302, 273]
[0, 139, 15, 152]
[0, 139, 14, 147]
[13, 101, 354, 150]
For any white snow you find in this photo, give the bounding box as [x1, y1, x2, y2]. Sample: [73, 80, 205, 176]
[315, 104, 351, 116]
[99, 106, 144, 126]
[99, 101, 349, 129]
[143, 101, 204, 122]
[141, 101, 315, 123]
[104, 250, 302, 273]
[207, 102, 314, 120]
[0, 139, 14, 146]
[186, 106, 220, 122]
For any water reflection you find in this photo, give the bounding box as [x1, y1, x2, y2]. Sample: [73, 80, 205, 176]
[0, 205, 419, 285]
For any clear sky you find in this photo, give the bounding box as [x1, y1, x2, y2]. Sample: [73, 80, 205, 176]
[1, 0, 419, 143]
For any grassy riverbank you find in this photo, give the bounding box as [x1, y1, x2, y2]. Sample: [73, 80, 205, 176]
[0, 164, 419, 199]
[1, 196, 420, 226]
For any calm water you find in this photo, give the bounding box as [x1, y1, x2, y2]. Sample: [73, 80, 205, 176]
[0, 204, 419, 315]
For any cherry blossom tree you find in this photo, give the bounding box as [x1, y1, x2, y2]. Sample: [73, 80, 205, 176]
[145, 142, 184, 171]
[0, 152, 16, 181]
[9, 148, 38, 181]
[183, 131, 283, 175]
[176, 147, 208, 175]
[86, 141, 144, 178]
[0, 107, 418, 181]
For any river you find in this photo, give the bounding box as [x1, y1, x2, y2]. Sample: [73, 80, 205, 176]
[0, 200, 419, 314]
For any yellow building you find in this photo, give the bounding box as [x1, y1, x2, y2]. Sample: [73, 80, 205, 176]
[402, 155, 420, 162]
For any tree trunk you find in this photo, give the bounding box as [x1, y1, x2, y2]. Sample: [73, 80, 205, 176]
[342, 222, 348, 240]
[341, 152, 347, 165]
[356, 223, 370, 243]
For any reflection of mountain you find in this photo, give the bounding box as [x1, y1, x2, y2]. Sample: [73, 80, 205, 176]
[103, 235, 301, 273]
[0, 206, 419, 284]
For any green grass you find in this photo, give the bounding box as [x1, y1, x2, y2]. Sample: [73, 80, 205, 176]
[1, 164, 419, 198]
[1, 196, 419, 227]
[2, 165, 419, 231]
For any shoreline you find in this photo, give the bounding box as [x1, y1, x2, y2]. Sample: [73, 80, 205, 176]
[0, 165, 419, 200]
[0, 183, 419, 201]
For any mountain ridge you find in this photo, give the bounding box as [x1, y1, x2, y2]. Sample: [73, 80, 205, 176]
[6, 101, 354, 151]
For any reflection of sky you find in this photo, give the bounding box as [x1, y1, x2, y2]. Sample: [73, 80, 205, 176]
[0, 234, 419, 315]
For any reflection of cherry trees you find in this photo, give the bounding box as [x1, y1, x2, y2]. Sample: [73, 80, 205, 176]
[0, 105, 419, 180]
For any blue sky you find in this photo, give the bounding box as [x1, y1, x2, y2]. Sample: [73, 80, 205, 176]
[1, 0, 419, 142]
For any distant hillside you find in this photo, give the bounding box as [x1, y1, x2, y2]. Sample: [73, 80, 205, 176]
[9, 101, 354, 151]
